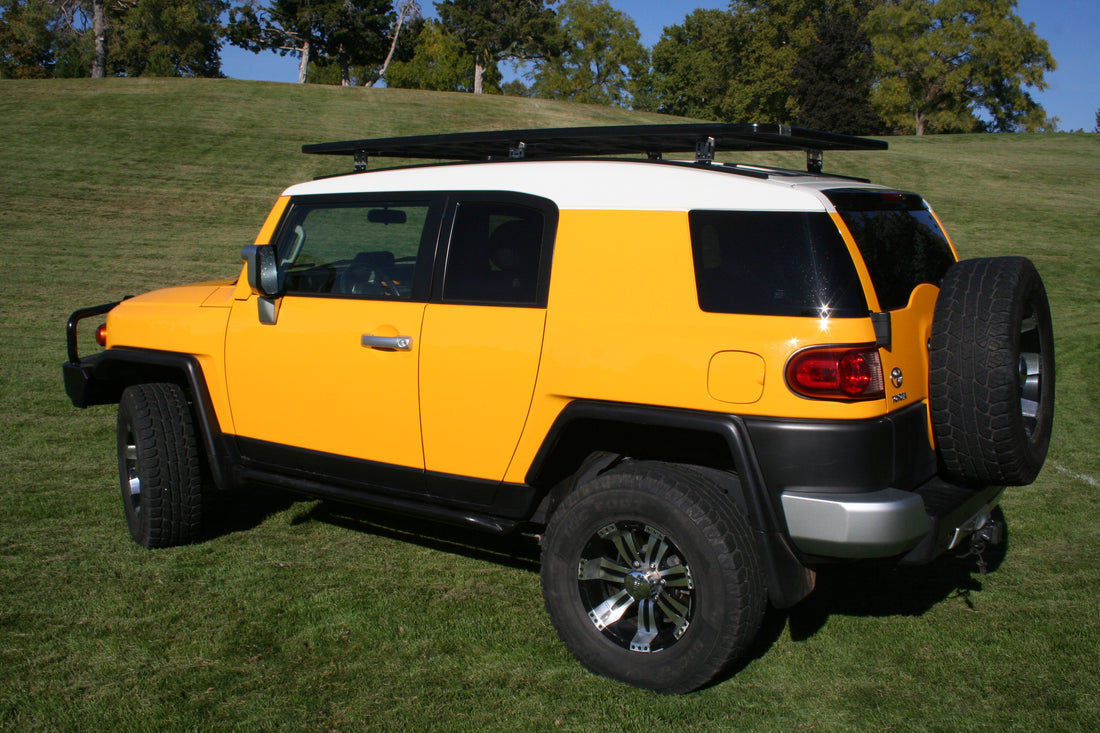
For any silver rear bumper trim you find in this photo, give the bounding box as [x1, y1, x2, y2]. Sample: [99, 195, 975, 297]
[781, 488, 929, 559]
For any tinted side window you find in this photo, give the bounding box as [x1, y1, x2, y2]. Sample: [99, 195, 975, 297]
[276, 200, 435, 300]
[690, 211, 868, 318]
[443, 202, 546, 306]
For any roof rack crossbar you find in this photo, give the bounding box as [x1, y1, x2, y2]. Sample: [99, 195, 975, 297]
[302, 123, 887, 173]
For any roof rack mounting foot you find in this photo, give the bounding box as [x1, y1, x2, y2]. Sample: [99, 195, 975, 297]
[806, 149, 823, 174]
[695, 136, 715, 165]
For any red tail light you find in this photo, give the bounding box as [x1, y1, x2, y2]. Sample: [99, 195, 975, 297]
[786, 347, 884, 400]
[95, 323, 108, 347]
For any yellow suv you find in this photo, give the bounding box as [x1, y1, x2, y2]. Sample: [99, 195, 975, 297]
[63, 124, 1054, 693]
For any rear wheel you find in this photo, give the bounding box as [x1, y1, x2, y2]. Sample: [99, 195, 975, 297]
[541, 461, 765, 693]
[117, 383, 205, 548]
[929, 257, 1054, 485]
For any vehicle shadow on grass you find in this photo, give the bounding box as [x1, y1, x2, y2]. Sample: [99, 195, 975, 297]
[708, 513, 1010, 688]
[206, 491, 1010, 688]
[289, 500, 543, 573]
[787, 509, 1010, 640]
[202, 487, 300, 541]
[199, 487, 542, 570]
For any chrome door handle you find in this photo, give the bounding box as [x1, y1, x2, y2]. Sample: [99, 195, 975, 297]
[361, 334, 413, 351]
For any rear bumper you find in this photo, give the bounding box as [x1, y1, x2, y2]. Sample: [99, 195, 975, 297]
[781, 488, 928, 558]
[743, 405, 1005, 564]
[781, 480, 1004, 562]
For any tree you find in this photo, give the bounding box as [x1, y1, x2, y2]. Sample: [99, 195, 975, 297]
[2, 0, 228, 78]
[721, 0, 822, 125]
[368, 0, 419, 86]
[792, 7, 884, 134]
[90, 0, 105, 77]
[109, 0, 228, 77]
[867, 0, 1055, 134]
[528, 0, 646, 108]
[383, 17, 500, 92]
[649, 8, 734, 120]
[0, 0, 59, 78]
[436, 0, 559, 94]
[228, 0, 393, 85]
[650, 1, 879, 127]
[1095, 109, 1099, 134]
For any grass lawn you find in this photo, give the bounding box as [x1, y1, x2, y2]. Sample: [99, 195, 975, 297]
[1, 78, 1098, 731]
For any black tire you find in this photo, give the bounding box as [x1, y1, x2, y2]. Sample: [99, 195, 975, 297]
[116, 383, 204, 548]
[540, 461, 766, 693]
[929, 257, 1054, 485]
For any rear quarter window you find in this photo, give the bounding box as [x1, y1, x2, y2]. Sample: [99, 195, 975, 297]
[690, 210, 868, 318]
[827, 190, 956, 311]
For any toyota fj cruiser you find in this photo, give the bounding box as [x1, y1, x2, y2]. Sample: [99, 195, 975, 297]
[63, 123, 1054, 693]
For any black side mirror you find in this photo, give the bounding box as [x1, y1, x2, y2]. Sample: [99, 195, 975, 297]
[241, 244, 282, 324]
[242, 244, 281, 297]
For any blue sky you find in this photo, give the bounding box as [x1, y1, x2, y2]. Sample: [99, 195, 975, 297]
[220, 0, 1099, 132]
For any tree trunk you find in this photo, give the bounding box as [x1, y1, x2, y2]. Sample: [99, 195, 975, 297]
[369, 0, 415, 87]
[473, 57, 485, 94]
[341, 61, 351, 86]
[297, 40, 310, 84]
[915, 111, 925, 136]
[91, 0, 107, 78]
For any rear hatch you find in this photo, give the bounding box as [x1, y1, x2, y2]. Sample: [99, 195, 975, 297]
[825, 189, 957, 414]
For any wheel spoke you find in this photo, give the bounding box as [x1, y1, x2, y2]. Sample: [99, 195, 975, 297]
[600, 523, 642, 567]
[1020, 353, 1041, 400]
[658, 561, 694, 589]
[578, 556, 629, 583]
[641, 526, 670, 569]
[630, 599, 660, 652]
[127, 474, 141, 498]
[656, 591, 691, 639]
[1020, 314, 1037, 335]
[587, 589, 636, 631]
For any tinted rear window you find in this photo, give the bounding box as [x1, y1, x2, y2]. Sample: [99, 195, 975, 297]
[690, 210, 868, 318]
[827, 189, 956, 311]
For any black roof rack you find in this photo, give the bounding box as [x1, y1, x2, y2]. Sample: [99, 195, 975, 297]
[302, 123, 887, 174]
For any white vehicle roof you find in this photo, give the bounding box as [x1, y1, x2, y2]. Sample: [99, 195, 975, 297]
[283, 159, 886, 213]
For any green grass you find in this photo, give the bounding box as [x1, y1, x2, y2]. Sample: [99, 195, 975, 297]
[2, 78, 1098, 731]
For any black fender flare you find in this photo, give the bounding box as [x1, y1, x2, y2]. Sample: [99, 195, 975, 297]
[64, 347, 240, 491]
[526, 400, 814, 608]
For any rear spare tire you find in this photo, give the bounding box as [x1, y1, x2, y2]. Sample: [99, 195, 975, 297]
[929, 257, 1054, 485]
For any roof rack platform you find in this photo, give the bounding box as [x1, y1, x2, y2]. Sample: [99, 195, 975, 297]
[302, 123, 887, 174]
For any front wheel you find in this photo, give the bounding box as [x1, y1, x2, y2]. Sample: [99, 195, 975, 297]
[117, 383, 205, 548]
[540, 462, 766, 693]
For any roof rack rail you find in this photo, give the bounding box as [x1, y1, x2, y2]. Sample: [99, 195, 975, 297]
[302, 123, 887, 174]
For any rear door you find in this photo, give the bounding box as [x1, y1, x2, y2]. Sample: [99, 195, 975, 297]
[418, 196, 557, 482]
